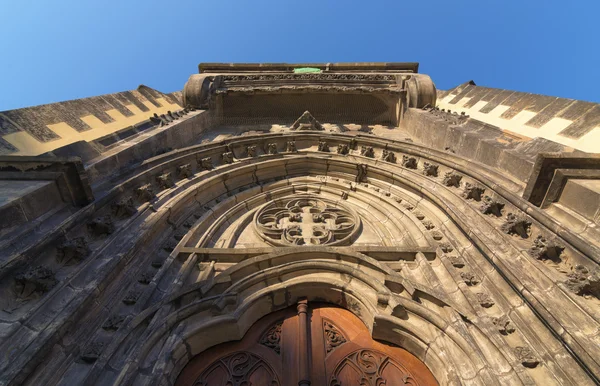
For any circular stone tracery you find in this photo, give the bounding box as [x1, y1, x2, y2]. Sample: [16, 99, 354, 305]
[254, 195, 360, 246]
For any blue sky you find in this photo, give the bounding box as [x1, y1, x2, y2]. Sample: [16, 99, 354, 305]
[0, 0, 597, 110]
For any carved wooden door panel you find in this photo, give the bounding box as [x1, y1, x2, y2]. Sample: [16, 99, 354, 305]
[176, 303, 438, 386]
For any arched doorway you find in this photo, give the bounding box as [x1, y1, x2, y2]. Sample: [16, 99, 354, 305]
[176, 302, 438, 386]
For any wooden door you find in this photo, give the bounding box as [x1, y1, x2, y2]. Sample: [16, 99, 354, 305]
[176, 302, 438, 386]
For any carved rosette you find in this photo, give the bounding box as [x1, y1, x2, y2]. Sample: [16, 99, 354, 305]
[260, 321, 283, 354]
[254, 195, 360, 247]
[323, 319, 347, 354]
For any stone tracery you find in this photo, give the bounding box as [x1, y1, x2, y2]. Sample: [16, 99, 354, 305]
[254, 195, 360, 246]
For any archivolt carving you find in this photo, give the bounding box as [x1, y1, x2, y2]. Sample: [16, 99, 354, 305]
[254, 195, 360, 246]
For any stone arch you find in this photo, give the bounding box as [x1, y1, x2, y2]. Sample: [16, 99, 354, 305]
[106, 249, 528, 385]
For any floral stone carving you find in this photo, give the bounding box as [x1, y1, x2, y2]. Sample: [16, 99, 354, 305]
[401, 155, 417, 169]
[422, 162, 439, 177]
[501, 213, 531, 239]
[177, 163, 193, 179]
[56, 237, 90, 265]
[381, 150, 396, 163]
[200, 157, 213, 170]
[156, 172, 174, 189]
[4, 265, 58, 313]
[360, 146, 374, 157]
[565, 265, 600, 299]
[88, 215, 115, 236]
[111, 197, 136, 217]
[260, 321, 283, 354]
[254, 195, 360, 246]
[324, 319, 347, 354]
[135, 184, 154, 202]
[337, 144, 350, 155]
[443, 171, 462, 187]
[81, 341, 104, 363]
[480, 196, 504, 217]
[461, 182, 485, 201]
[515, 346, 539, 368]
[476, 292, 495, 308]
[460, 271, 479, 286]
[528, 235, 564, 262]
[318, 141, 329, 152]
[492, 315, 515, 335]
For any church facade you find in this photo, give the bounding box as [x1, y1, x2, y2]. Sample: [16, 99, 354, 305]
[0, 63, 599, 385]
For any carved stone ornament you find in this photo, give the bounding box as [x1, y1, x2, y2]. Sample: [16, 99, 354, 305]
[222, 73, 395, 82]
[318, 141, 329, 152]
[4, 265, 58, 313]
[264, 143, 277, 155]
[156, 172, 174, 189]
[177, 163, 193, 179]
[222, 152, 234, 164]
[56, 237, 90, 265]
[515, 346, 540, 368]
[254, 195, 360, 246]
[448, 255, 465, 268]
[460, 271, 479, 286]
[424, 106, 469, 125]
[461, 182, 485, 201]
[443, 171, 462, 187]
[87, 215, 115, 236]
[341, 191, 349, 200]
[246, 145, 257, 157]
[422, 162, 439, 177]
[260, 321, 282, 354]
[501, 213, 531, 239]
[81, 341, 104, 363]
[422, 220, 435, 230]
[356, 164, 368, 183]
[381, 150, 396, 163]
[401, 155, 417, 169]
[479, 195, 504, 217]
[102, 314, 126, 331]
[111, 197, 136, 217]
[122, 290, 141, 305]
[286, 141, 297, 152]
[292, 110, 323, 131]
[137, 271, 154, 285]
[193, 351, 280, 386]
[360, 146, 374, 158]
[135, 184, 155, 202]
[323, 319, 347, 354]
[200, 157, 213, 170]
[565, 265, 600, 299]
[492, 315, 516, 335]
[337, 144, 350, 155]
[330, 349, 418, 386]
[476, 292, 495, 308]
[439, 242, 454, 253]
[528, 235, 564, 262]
